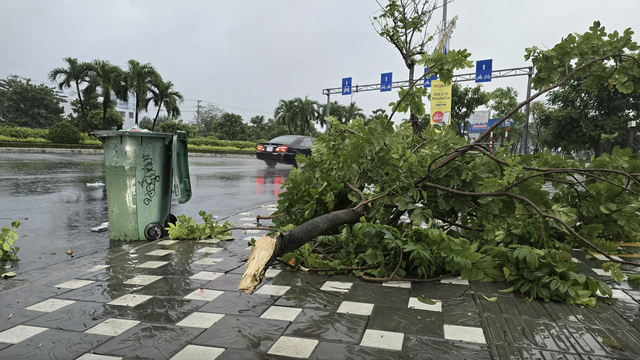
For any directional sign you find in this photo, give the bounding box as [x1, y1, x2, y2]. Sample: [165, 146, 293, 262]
[342, 77, 352, 95]
[423, 67, 438, 88]
[475, 59, 493, 83]
[380, 72, 392, 92]
[487, 118, 513, 127]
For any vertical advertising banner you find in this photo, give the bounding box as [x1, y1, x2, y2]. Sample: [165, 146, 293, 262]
[430, 80, 452, 126]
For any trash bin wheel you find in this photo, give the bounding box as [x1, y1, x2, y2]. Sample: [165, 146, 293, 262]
[166, 214, 178, 227]
[144, 222, 165, 241]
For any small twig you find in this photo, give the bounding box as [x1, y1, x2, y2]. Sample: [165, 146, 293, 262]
[342, 128, 365, 138]
[256, 213, 284, 220]
[346, 182, 365, 202]
[433, 215, 483, 231]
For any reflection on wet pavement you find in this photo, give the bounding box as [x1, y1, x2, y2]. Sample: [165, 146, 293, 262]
[2, 154, 640, 358]
[0, 154, 289, 274]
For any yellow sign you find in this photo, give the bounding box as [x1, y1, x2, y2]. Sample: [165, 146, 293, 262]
[430, 80, 452, 126]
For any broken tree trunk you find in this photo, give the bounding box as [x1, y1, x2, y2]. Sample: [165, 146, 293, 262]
[238, 207, 366, 294]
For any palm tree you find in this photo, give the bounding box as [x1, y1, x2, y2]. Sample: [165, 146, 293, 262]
[274, 99, 296, 134]
[126, 60, 159, 126]
[345, 102, 366, 123]
[87, 60, 126, 130]
[48, 57, 93, 132]
[148, 78, 184, 131]
[292, 96, 319, 135]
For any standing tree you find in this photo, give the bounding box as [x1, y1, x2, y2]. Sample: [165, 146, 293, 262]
[274, 99, 297, 134]
[292, 96, 320, 135]
[0, 77, 65, 128]
[148, 78, 184, 131]
[86, 60, 127, 130]
[365, 108, 388, 126]
[344, 102, 366, 123]
[126, 60, 159, 126]
[537, 78, 640, 157]
[488, 87, 525, 149]
[211, 112, 249, 140]
[194, 104, 224, 136]
[450, 83, 489, 136]
[372, 0, 438, 134]
[319, 101, 348, 126]
[48, 57, 93, 132]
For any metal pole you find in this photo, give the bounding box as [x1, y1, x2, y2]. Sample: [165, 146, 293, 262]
[522, 67, 533, 155]
[442, 1, 448, 51]
[326, 93, 330, 117]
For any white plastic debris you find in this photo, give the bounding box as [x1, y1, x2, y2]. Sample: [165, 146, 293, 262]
[91, 222, 109, 232]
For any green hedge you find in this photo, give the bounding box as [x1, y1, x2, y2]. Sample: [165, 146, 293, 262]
[0, 125, 48, 140]
[0, 141, 102, 149]
[187, 144, 254, 154]
[188, 137, 257, 149]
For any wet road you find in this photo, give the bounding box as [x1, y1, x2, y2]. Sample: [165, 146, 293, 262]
[0, 153, 290, 273]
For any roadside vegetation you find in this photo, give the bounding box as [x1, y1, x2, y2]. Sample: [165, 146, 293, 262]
[232, 0, 640, 309]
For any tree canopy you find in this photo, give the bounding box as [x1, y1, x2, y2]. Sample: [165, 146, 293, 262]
[0, 77, 65, 128]
[236, 20, 640, 309]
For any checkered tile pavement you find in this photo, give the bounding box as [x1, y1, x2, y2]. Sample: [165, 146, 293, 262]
[1, 205, 640, 359]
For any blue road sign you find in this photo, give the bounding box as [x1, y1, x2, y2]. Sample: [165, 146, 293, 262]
[380, 72, 393, 92]
[487, 118, 513, 127]
[423, 67, 438, 88]
[342, 77, 352, 95]
[475, 59, 493, 83]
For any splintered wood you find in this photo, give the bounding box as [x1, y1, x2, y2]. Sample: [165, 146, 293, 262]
[238, 234, 277, 294]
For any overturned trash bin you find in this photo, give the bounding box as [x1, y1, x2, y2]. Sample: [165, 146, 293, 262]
[93, 130, 191, 241]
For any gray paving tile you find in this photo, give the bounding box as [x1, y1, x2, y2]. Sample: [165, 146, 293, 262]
[283, 309, 368, 344]
[343, 283, 411, 306]
[0, 307, 46, 332]
[191, 315, 288, 352]
[77, 265, 140, 282]
[480, 314, 575, 353]
[117, 297, 207, 324]
[328, 274, 368, 284]
[469, 281, 514, 297]
[442, 294, 481, 327]
[559, 323, 640, 358]
[214, 348, 296, 359]
[410, 282, 470, 300]
[25, 301, 120, 332]
[474, 293, 550, 320]
[198, 291, 277, 316]
[543, 300, 630, 328]
[0, 328, 110, 360]
[611, 298, 640, 332]
[56, 282, 142, 303]
[489, 345, 583, 360]
[0, 284, 70, 309]
[92, 323, 203, 360]
[136, 277, 209, 297]
[309, 341, 401, 359]
[201, 273, 244, 291]
[273, 285, 346, 312]
[402, 334, 491, 360]
[268, 270, 329, 287]
[0, 343, 11, 351]
[368, 305, 444, 338]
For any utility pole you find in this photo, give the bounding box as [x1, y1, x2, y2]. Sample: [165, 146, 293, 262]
[196, 100, 201, 124]
[522, 67, 533, 155]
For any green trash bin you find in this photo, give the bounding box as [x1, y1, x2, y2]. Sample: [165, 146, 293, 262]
[93, 130, 192, 241]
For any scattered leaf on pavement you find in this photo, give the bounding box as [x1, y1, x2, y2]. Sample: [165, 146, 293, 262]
[483, 295, 498, 301]
[417, 297, 436, 305]
[1, 272, 17, 278]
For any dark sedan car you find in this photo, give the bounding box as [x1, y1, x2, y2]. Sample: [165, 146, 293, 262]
[256, 135, 314, 167]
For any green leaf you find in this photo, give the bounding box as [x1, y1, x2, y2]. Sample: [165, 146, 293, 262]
[602, 338, 624, 351]
[482, 295, 498, 301]
[628, 274, 640, 284]
[417, 297, 436, 305]
[1, 272, 17, 278]
[502, 267, 510, 280]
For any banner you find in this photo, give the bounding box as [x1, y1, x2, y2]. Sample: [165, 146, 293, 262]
[468, 110, 491, 133]
[430, 80, 452, 126]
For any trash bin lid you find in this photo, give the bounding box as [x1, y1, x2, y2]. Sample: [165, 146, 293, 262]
[172, 131, 192, 204]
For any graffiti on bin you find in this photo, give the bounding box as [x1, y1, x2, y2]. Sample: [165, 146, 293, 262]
[139, 154, 160, 205]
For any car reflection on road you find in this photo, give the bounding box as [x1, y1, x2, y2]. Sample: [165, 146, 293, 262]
[256, 168, 289, 196]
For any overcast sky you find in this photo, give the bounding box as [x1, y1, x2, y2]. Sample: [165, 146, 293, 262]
[1, 0, 638, 128]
